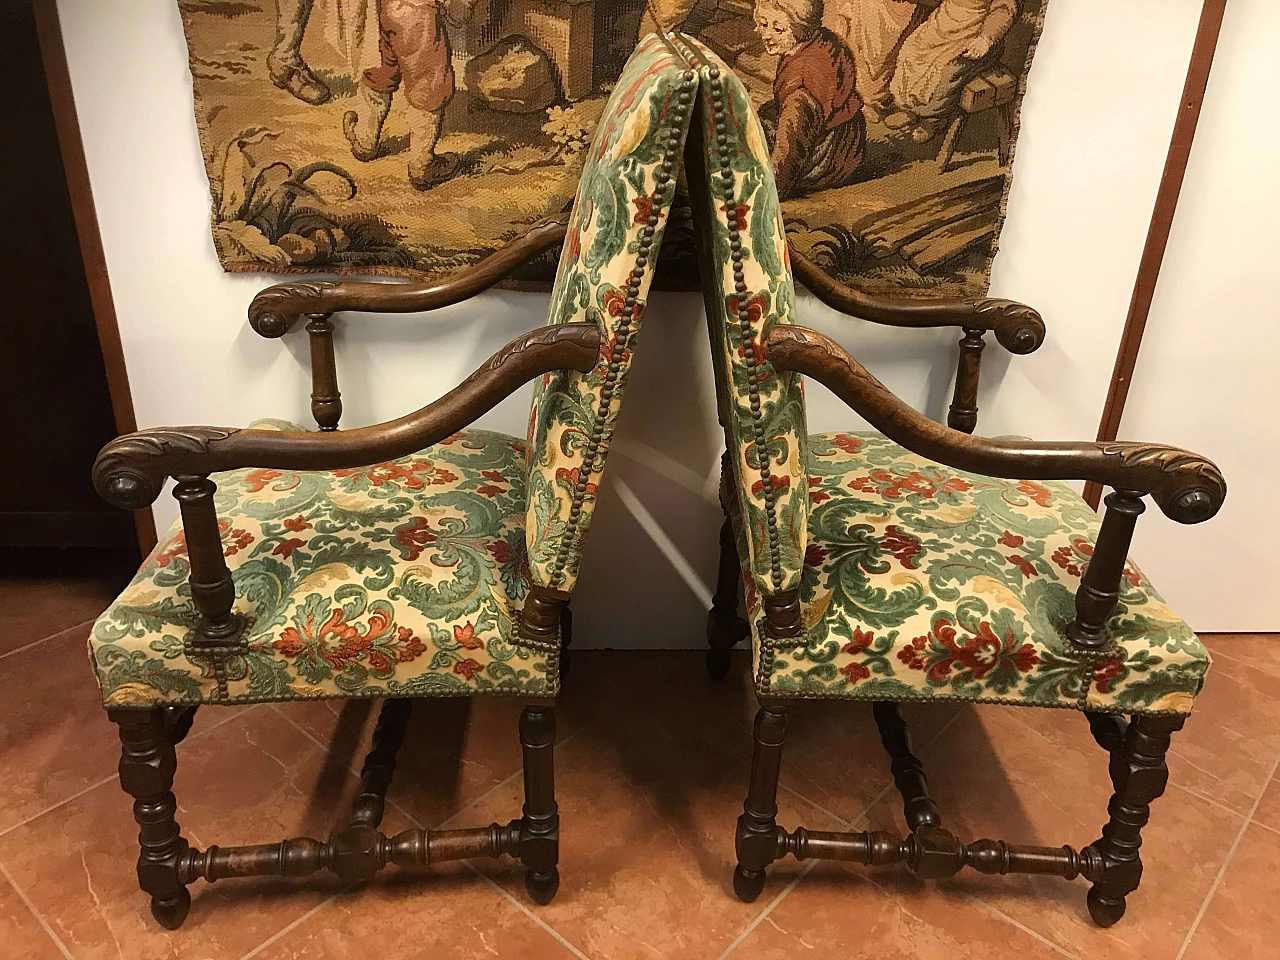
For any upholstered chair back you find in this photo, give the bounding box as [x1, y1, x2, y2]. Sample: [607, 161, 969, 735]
[676, 35, 810, 602]
[524, 36, 698, 592]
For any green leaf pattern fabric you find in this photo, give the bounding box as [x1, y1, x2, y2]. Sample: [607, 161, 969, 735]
[680, 36, 809, 598]
[90, 421, 550, 707]
[749, 433, 1210, 716]
[525, 35, 696, 590]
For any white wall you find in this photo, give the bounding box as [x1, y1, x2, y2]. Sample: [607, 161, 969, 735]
[1122, 0, 1280, 630]
[60, 0, 1261, 647]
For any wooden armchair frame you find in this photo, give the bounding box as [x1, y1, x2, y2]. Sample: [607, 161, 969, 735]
[729, 324, 1224, 926]
[93, 296, 599, 926]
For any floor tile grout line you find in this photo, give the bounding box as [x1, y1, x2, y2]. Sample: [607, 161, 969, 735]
[1174, 746, 1280, 960]
[716, 860, 818, 960]
[0, 616, 98, 663]
[960, 891, 1082, 960]
[0, 703, 256, 841]
[238, 888, 351, 960]
[0, 857, 76, 960]
[1170, 778, 1259, 823]
[463, 861, 594, 960]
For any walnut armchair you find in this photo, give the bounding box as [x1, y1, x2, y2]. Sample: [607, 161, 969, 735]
[88, 35, 698, 928]
[677, 36, 1225, 927]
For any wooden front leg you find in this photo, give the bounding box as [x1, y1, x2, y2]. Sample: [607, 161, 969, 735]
[1085, 714, 1184, 927]
[109, 708, 193, 930]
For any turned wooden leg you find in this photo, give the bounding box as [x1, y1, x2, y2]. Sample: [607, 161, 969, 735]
[1086, 714, 1184, 927]
[518, 706, 559, 904]
[707, 518, 749, 680]
[109, 707, 192, 930]
[735, 705, 787, 902]
[873, 702, 942, 832]
[347, 698, 412, 829]
[160, 705, 198, 745]
[1086, 712, 1128, 754]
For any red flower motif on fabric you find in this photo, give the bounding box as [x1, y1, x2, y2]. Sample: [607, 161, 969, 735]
[808, 476, 831, 504]
[1052, 538, 1094, 579]
[842, 626, 876, 657]
[274, 606, 374, 673]
[283, 515, 312, 532]
[728, 293, 767, 327]
[223, 526, 253, 557]
[1016, 480, 1054, 508]
[720, 201, 750, 230]
[393, 516, 437, 561]
[556, 467, 598, 498]
[1007, 554, 1038, 579]
[750, 474, 790, 498]
[273, 538, 307, 559]
[883, 525, 922, 569]
[1122, 565, 1142, 588]
[365, 625, 428, 675]
[839, 661, 871, 683]
[1093, 659, 1125, 694]
[476, 469, 509, 499]
[804, 543, 828, 568]
[997, 530, 1023, 548]
[828, 434, 864, 456]
[453, 658, 484, 681]
[849, 469, 971, 501]
[334, 460, 456, 491]
[632, 195, 661, 225]
[244, 469, 283, 493]
[454, 622, 484, 650]
[899, 616, 1039, 692]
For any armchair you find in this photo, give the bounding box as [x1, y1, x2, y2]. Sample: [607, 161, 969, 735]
[87, 34, 698, 928]
[675, 35, 1225, 927]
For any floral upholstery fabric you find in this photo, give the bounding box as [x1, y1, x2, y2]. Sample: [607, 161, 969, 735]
[749, 433, 1210, 716]
[674, 34, 809, 598]
[91, 421, 551, 707]
[525, 35, 696, 590]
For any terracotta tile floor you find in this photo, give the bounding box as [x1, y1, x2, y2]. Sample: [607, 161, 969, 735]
[0, 576, 1275, 959]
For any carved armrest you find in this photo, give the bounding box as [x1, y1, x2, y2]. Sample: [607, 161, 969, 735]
[93, 322, 599, 511]
[247, 217, 571, 338]
[766, 325, 1224, 525]
[788, 247, 1046, 355]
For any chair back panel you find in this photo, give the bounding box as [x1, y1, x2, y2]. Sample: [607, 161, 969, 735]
[678, 35, 809, 598]
[525, 36, 697, 591]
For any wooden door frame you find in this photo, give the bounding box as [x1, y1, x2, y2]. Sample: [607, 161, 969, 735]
[32, 0, 157, 552]
[1085, 0, 1228, 509]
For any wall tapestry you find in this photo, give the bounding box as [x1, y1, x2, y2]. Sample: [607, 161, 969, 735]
[179, 0, 1048, 297]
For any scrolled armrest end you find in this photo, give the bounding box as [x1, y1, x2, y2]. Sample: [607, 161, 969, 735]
[969, 299, 1046, 355]
[248, 281, 339, 337]
[93, 427, 239, 510]
[1100, 442, 1226, 524]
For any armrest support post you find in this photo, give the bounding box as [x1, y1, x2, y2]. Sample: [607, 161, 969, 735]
[1065, 490, 1146, 651]
[172, 475, 245, 697]
[305, 313, 342, 431]
[947, 328, 985, 433]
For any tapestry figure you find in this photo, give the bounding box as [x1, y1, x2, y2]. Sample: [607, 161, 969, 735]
[270, 0, 330, 104]
[886, 0, 1017, 141]
[822, 0, 916, 120]
[343, 0, 462, 190]
[754, 0, 867, 199]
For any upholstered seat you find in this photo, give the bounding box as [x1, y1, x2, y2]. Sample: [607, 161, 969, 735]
[747, 432, 1210, 715]
[91, 420, 546, 706]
